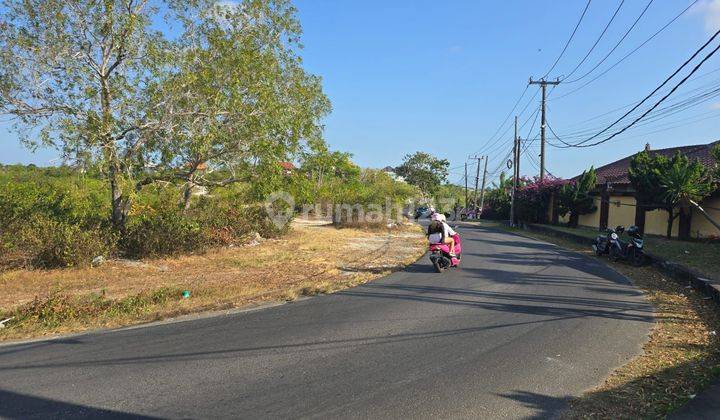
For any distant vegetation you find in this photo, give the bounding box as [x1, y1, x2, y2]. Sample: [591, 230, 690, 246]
[0, 1, 431, 269]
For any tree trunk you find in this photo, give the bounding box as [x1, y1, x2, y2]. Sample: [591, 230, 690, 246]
[109, 163, 125, 230]
[678, 205, 692, 240]
[634, 203, 646, 235]
[569, 212, 579, 228]
[100, 73, 128, 230]
[182, 173, 196, 214]
[183, 182, 193, 213]
[666, 208, 675, 239]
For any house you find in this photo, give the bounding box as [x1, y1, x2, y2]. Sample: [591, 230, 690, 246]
[382, 166, 407, 183]
[278, 161, 296, 176]
[556, 140, 720, 239]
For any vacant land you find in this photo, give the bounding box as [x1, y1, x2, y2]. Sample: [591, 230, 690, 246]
[0, 220, 426, 341]
[485, 222, 720, 418]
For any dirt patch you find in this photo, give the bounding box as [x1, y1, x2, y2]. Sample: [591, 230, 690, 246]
[0, 221, 426, 341]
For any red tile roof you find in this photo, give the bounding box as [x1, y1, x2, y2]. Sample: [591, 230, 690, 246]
[278, 162, 296, 171]
[587, 140, 720, 186]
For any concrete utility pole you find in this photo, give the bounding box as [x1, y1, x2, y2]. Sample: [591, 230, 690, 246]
[464, 162, 468, 209]
[478, 155, 488, 215]
[471, 156, 483, 214]
[529, 77, 560, 181]
[510, 116, 518, 226]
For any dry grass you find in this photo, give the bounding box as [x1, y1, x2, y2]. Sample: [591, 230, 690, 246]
[535, 224, 720, 281]
[0, 220, 426, 341]
[488, 223, 720, 419]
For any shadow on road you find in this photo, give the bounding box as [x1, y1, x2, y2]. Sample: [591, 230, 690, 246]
[0, 389, 160, 419]
[497, 390, 572, 420]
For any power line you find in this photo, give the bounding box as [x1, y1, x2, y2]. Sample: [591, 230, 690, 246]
[546, 79, 720, 140]
[554, 66, 720, 132]
[473, 88, 539, 157]
[563, 29, 720, 147]
[551, 0, 700, 100]
[565, 32, 720, 148]
[563, 0, 654, 84]
[541, 0, 593, 79]
[549, 108, 720, 147]
[559, 0, 625, 81]
[475, 85, 529, 157]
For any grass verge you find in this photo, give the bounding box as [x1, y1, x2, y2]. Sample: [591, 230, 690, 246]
[0, 220, 426, 341]
[484, 221, 720, 419]
[536, 224, 720, 281]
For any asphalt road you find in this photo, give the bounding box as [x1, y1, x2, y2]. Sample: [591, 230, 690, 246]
[0, 223, 653, 419]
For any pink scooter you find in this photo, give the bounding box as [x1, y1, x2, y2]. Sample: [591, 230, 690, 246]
[429, 233, 462, 273]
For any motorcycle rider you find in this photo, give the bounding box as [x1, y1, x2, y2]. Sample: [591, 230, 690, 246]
[428, 212, 457, 256]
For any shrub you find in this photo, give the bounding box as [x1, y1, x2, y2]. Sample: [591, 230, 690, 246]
[19, 216, 115, 268]
[121, 188, 287, 258]
[0, 167, 114, 268]
[515, 177, 566, 224]
[3, 288, 182, 331]
[120, 205, 204, 258]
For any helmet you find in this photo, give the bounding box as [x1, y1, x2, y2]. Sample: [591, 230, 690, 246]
[431, 212, 446, 222]
[626, 225, 640, 237]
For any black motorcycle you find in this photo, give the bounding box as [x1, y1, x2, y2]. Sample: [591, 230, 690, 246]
[592, 225, 645, 266]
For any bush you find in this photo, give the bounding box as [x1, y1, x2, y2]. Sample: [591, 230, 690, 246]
[0, 167, 114, 268]
[515, 177, 566, 224]
[21, 216, 115, 268]
[120, 207, 204, 258]
[120, 188, 287, 258]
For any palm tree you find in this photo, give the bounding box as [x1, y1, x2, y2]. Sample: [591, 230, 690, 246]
[658, 153, 713, 239]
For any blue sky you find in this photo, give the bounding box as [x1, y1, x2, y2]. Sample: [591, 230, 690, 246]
[3, 0, 720, 186]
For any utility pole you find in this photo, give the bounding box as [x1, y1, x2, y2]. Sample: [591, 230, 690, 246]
[464, 161, 468, 209]
[478, 155, 488, 216]
[529, 77, 560, 181]
[471, 156, 483, 216]
[510, 116, 518, 226]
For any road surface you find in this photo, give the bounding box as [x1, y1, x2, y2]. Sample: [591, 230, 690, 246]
[0, 224, 653, 419]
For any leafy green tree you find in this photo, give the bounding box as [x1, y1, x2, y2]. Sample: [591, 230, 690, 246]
[631, 150, 715, 239]
[300, 144, 359, 188]
[0, 0, 171, 229]
[557, 167, 597, 228]
[629, 150, 669, 234]
[394, 152, 449, 197]
[484, 171, 513, 219]
[658, 153, 714, 239]
[149, 0, 330, 210]
[433, 184, 465, 215]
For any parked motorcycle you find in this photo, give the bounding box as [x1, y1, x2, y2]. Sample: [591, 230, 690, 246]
[429, 233, 462, 273]
[592, 225, 645, 266]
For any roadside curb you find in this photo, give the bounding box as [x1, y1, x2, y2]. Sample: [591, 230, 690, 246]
[525, 224, 720, 306]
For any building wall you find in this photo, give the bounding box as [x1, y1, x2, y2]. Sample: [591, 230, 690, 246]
[607, 196, 636, 230]
[644, 208, 679, 237]
[691, 196, 720, 239]
[563, 193, 720, 238]
[577, 203, 600, 228]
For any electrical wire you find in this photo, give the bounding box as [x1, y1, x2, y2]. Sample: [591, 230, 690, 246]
[563, 0, 654, 84]
[560, 0, 625, 82]
[565, 39, 720, 148]
[473, 88, 539, 157]
[546, 79, 720, 140]
[551, 0, 700, 100]
[474, 85, 529, 158]
[542, 0, 593, 79]
[554, 66, 720, 132]
[563, 29, 720, 147]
